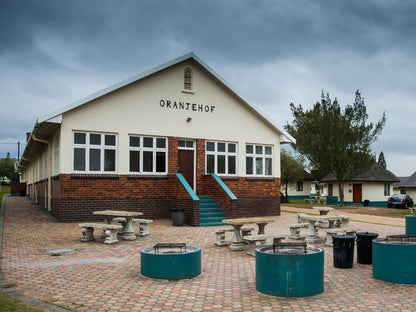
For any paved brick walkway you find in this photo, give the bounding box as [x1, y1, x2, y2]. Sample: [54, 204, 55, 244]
[1, 196, 415, 312]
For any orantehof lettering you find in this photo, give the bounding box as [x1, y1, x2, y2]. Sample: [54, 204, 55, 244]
[160, 99, 215, 113]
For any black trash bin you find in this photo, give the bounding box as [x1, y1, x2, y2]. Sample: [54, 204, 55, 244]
[356, 232, 378, 264]
[363, 200, 370, 207]
[172, 208, 184, 226]
[333, 235, 355, 268]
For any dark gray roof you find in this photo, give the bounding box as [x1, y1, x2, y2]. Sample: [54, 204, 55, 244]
[394, 171, 416, 188]
[321, 163, 399, 183]
[301, 170, 315, 181]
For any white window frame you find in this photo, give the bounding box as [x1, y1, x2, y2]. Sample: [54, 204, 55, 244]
[296, 181, 303, 192]
[245, 144, 273, 177]
[73, 131, 117, 173]
[205, 141, 237, 176]
[128, 135, 168, 175]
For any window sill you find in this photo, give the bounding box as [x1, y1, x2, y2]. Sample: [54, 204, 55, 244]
[127, 174, 168, 180]
[245, 177, 276, 181]
[71, 174, 119, 180]
[182, 89, 194, 94]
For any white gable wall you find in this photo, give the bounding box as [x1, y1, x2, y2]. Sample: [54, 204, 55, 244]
[59, 60, 282, 176]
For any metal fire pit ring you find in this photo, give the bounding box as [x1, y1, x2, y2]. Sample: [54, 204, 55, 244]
[255, 244, 324, 297]
[373, 236, 416, 284]
[140, 244, 201, 280]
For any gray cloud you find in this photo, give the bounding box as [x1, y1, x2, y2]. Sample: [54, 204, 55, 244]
[1, 0, 416, 175]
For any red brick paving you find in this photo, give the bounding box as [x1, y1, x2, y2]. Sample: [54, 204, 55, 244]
[1, 196, 415, 312]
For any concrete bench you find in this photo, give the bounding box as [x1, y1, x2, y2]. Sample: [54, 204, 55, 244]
[334, 215, 351, 227]
[214, 227, 254, 246]
[287, 223, 309, 240]
[297, 213, 310, 223]
[113, 217, 153, 236]
[243, 234, 286, 256]
[78, 223, 123, 244]
[304, 198, 314, 204]
[132, 218, 153, 236]
[325, 227, 359, 246]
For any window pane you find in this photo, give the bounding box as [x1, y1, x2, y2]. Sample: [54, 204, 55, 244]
[90, 134, 101, 145]
[130, 136, 140, 147]
[156, 138, 166, 148]
[228, 143, 236, 153]
[265, 146, 272, 155]
[217, 155, 226, 174]
[256, 157, 263, 175]
[156, 152, 166, 172]
[178, 140, 185, 148]
[74, 133, 86, 144]
[186, 141, 193, 148]
[255, 145, 263, 154]
[130, 151, 140, 172]
[228, 156, 236, 174]
[246, 145, 253, 154]
[105, 135, 116, 146]
[74, 148, 85, 170]
[143, 137, 153, 148]
[207, 154, 215, 173]
[218, 142, 226, 152]
[89, 149, 101, 171]
[104, 149, 115, 171]
[246, 157, 253, 174]
[143, 151, 153, 172]
[206, 142, 215, 151]
[265, 158, 272, 175]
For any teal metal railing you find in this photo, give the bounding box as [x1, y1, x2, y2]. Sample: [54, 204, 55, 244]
[210, 174, 237, 201]
[174, 173, 199, 201]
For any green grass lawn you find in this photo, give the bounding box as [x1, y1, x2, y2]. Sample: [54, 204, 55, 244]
[282, 200, 411, 218]
[0, 292, 44, 312]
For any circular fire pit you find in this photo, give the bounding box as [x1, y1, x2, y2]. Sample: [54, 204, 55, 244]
[140, 244, 201, 280]
[373, 235, 416, 284]
[256, 243, 324, 297]
[406, 215, 416, 235]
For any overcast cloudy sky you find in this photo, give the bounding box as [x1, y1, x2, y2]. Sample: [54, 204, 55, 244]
[1, 0, 415, 176]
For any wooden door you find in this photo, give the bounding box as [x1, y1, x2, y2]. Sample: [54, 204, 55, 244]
[353, 184, 362, 204]
[178, 149, 194, 189]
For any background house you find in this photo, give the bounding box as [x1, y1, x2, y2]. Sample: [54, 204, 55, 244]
[320, 163, 399, 206]
[393, 171, 416, 199]
[18, 53, 295, 226]
[282, 170, 317, 200]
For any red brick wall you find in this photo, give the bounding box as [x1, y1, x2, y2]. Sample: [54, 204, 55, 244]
[10, 183, 26, 195]
[48, 173, 199, 224]
[199, 175, 281, 218]
[33, 135, 282, 224]
[33, 179, 48, 209]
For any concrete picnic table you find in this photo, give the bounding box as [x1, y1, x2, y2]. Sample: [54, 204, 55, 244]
[300, 215, 340, 243]
[312, 206, 336, 215]
[222, 217, 275, 251]
[93, 210, 143, 241]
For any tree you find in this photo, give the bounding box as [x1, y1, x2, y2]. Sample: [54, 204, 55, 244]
[378, 151, 387, 169]
[0, 157, 18, 183]
[280, 150, 304, 202]
[285, 90, 385, 205]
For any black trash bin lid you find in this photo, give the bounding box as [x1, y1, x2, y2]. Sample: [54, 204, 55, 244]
[356, 232, 378, 238]
[332, 235, 355, 240]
